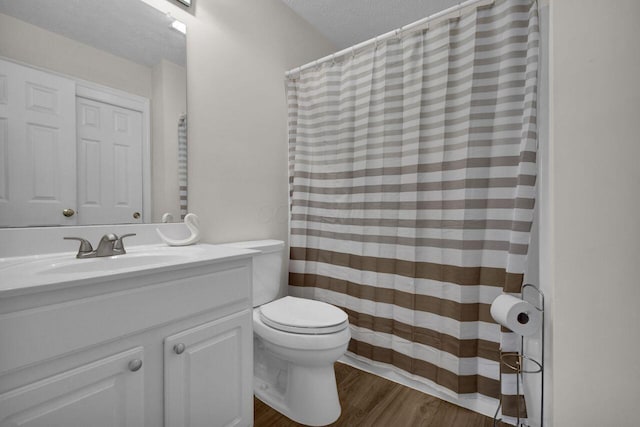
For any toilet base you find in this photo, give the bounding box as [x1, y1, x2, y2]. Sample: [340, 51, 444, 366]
[254, 364, 341, 426]
[252, 305, 350, 426]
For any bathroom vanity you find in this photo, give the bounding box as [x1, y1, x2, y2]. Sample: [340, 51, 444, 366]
[0, 243, 255, 427]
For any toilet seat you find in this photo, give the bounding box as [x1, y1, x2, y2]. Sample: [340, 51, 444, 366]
[259, 296, 348, 335]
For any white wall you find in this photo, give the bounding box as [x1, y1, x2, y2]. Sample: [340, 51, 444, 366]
[186, 0, 335, 245]
[549, 0, 640, 425]
[0, 13, 152, 98]
[152, 59, 187, 222]
[141, 0, 335, 246]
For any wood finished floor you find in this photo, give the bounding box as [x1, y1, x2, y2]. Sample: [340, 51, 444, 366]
[254, 363, 505, 427]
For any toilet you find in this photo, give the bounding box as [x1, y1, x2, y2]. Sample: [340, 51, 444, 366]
[224, 240, 350, 426]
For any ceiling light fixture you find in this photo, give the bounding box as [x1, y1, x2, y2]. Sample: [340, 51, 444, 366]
[171, 19, 187, 35]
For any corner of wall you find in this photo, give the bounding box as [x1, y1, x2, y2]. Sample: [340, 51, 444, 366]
[522, 2, 552, 426]
[181, 0, 334, 248]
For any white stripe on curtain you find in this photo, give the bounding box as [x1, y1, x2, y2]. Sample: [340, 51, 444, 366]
[286, 0, 539, 423]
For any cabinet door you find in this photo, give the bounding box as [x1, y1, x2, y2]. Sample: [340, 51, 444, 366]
[164, 310, 252, 427]
[0, 347, 144, 427]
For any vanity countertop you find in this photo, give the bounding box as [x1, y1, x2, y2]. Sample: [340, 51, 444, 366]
[0, 243, 258, 298]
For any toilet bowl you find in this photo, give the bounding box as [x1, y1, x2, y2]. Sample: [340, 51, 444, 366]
[223, 240, 350, 426]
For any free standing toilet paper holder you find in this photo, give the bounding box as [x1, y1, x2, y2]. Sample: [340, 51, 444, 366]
[493, 283, 545, 427]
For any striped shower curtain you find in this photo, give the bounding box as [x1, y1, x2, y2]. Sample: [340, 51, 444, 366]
[178, 114, 188, 220]
[286, 0, 539, 423]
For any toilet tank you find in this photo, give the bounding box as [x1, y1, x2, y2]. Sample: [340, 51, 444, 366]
[223, 240, 285, 307]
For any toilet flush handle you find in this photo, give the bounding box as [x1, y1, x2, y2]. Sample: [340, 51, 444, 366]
[173, 343, 186, 355]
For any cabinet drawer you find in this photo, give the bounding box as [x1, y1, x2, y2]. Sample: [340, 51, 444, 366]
[0, 264, 251, 375]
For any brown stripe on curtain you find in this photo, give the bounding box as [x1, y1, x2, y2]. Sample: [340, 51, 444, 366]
[290, 229, 531, 254]
[290, 247, 524, 288]
[290, 273, 495, 323]
[291, 214, 534, 232]
[348, 340, 500, 398]
[292, 176, 538, 194]
[290, 198, 536, 211]
[292, 136, 534, 158]
[340, 307, 500, 361]
[501, 395, 528, 419]
[292, 154, 537, 180]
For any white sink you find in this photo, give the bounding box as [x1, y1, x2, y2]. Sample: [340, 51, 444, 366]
[38, 253, 193, 275]
[0, 244, 258, 297]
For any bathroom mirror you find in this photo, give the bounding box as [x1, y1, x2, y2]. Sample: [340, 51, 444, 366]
[0, 0, 187, 227]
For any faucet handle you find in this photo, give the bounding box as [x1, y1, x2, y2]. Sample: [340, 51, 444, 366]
[114, 233, 136, 254]
[64, 237, 94, 258]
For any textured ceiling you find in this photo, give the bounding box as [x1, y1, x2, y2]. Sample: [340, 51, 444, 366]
[0, 0, 185, 67]
[281, 0, 461, 50]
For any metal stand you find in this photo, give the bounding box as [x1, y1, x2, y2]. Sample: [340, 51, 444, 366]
[493, 283, 544, 427]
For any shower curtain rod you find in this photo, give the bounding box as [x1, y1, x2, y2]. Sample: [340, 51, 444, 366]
[285, 0, 495, 79]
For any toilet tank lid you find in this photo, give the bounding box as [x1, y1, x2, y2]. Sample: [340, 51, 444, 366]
[223, 240, 284, 253]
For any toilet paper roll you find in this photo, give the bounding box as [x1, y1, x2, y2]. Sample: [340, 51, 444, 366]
[490, 294, 541, 336]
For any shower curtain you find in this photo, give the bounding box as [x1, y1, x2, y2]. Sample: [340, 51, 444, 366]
[286, 0, 539, 423]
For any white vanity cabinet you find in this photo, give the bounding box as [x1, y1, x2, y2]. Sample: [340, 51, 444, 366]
[0, 249, 254, 427]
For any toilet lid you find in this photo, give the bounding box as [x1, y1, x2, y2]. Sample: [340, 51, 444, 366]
[259, 296, 348, 335]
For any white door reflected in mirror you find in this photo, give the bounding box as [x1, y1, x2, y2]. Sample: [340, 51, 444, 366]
[76, 97, 143, 225]
[0, 59, 77, 227]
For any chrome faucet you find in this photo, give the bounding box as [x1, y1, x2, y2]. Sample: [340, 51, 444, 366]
[64, 233, 137, 258]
